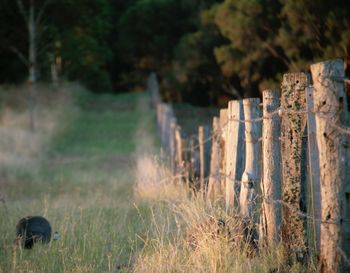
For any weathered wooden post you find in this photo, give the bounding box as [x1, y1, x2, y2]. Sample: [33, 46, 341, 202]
[310, 59, 349, 273]
[280, 72, 308, 260]
[261, 90, 281, 248]
[175, 125, 184, 181]
[169, 118, 177, 175]
[220, 109, 228, 196]
[225, 100, 245, 211]
[305, 86, 321, 254]
[208, 117, 222, 201]
[189, 134, 200, 189]
[239, 98, 261, 220]
[198, 125, 211, 192]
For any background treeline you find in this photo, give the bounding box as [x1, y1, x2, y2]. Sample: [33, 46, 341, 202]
[1, 0, 349, 106]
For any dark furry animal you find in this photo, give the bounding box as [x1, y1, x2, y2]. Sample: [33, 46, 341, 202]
[16, 216, 52, 249]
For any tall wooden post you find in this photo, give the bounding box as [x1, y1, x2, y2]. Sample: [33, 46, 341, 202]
[305, 86, 321, 254]
[225, 100, 245, 211]
[169, 118, 177, 175]
[175, 125, 184, 181]
[280, 72, 308, 260]
[261, 90, 281, 247]
[239, 98, 261, 219]
[198, 126, 211, 192]
[310, 59, 349, 273]
[220, 109, 228, 196]
[208, 117, 222, 201]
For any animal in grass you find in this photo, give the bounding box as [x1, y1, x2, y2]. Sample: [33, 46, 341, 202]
[16, 216, 52, 249]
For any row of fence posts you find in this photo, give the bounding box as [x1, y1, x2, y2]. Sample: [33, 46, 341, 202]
[148, 59, 350, 273]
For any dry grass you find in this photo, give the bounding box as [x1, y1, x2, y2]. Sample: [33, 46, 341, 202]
[0, 83, 71, 167]
[133, 155, 316, 273]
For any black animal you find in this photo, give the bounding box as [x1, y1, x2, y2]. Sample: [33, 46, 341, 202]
[16, 216, 52, 249]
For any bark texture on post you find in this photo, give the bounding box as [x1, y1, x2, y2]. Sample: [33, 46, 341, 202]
[280, 72, 308, 259]
[225, 100, 245, 211]
[208, 117, 222, 201]
[261, 90, 281, 248]
[220, 109, 228, 196]
[198, 126, 211, 192]
[239, 98, 261, 219]
[305, 86, 321, 254]
[310, 59, 349, 273]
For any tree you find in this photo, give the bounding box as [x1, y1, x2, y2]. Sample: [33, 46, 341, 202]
[213, 0, 286, 97]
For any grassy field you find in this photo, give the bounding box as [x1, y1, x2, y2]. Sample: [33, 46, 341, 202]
[0, 84, 156, 273]
[0, 84, 314, 273]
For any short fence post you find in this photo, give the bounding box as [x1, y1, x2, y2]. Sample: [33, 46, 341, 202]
[261, 90, 281, 248]
[198, 125, 211, 192]
[280, 72, 309, 259]
[310, 59, 349, 273]
[225, 100, 245, 211]
[208, 117, 222, 201]
[239, 98, 261, 220]
[220, 109, 228, 196]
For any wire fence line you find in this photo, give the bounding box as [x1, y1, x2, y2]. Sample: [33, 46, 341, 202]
[148, 59, 350, 272]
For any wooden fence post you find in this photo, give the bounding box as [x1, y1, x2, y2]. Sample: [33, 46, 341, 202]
[261, 90, 281, 248]
[239, 98, 261, 220]
[220, 109, 228, 196]
[198, 125, 211, 192]
[280, 72, 309, 260]
[189, 134, 200, 189]
[305, 86, 321, 255]
[310, 59, 349, 273]
[175, 125, 184, 181]
[208, 117, 222, 201]
[225, 100, 245, 211]
[169, 118, 177, 175]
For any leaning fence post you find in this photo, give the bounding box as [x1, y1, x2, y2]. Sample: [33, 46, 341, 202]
[261, 90, 281, 248]
[225, 100, 245, 211]
[239, 98, 261, 220]
[280, 72, 309, 260]
[310, 59, 349, 273]
[198, 125, 211, 192]
[208, 117, 222, 201]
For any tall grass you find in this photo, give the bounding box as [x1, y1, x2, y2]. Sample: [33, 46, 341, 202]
[0, 85, 153, 273]
[133, 156, 316, 273]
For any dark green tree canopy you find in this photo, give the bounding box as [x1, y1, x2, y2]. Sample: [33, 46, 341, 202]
[0, 0, 349, 103]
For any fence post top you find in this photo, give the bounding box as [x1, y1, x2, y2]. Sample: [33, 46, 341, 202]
[310, 58, 344, 70]
[242, 98, 260, 106]
[282, 72, 310, 87]
[262, 89, 279, 99]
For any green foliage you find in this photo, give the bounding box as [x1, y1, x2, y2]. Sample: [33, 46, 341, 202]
[0, 0, 349, 103]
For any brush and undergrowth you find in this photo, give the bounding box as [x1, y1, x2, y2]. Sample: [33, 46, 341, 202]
[0, 83, 314, 272]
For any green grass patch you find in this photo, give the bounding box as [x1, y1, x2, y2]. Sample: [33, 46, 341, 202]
[0, 85, 154, 273]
